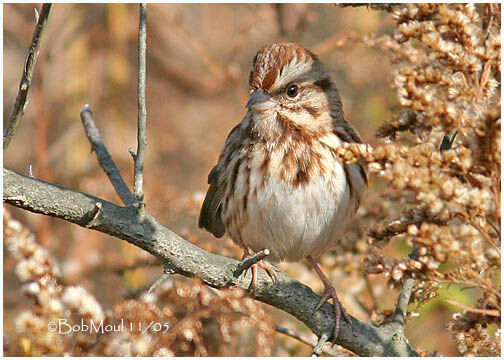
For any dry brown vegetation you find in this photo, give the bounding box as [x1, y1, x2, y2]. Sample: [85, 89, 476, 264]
[3, 3, 500, 356]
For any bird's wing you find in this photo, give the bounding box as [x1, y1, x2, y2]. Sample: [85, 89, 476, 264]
[198, 121, 245, 238]
[198, 165, 226, 238]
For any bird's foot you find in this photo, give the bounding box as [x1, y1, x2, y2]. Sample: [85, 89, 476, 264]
[235, 249, 276, 291]
[314, 282, 353, 341]
[248, 260, 277, 291]
[307, 255, 353, 342]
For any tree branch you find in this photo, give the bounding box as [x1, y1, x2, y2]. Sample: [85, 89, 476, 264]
[234, 249, 270, 278]
[393, 278, 415, 327]
[80, 105, 136, 206]
[3, 168, 418, 357]
[4, 3, 51, 149]
[133, 3, 147, 204]
[392, 249, 419, 328]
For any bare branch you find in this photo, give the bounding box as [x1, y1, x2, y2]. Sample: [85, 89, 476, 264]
[133, 3, 148, 204]
[4, 3, 51, 149]
[148, 264, 177, 293]
[392, 249, 418, 328]
[234, 249, 270, 278]
[3, 168, 419, 357]
[80, 105, 136, 206]
[445, 299, 500, 317]
[392, 278, 415, 327]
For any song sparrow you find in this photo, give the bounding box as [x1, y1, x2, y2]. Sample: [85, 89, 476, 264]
[199, 43, 367, 340]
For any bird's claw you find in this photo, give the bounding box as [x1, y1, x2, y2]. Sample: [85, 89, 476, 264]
[248, 260, 277, 291]
[313, 284, 353, 341]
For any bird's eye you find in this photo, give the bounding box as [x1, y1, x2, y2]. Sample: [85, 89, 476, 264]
[286, 84, 299, 98]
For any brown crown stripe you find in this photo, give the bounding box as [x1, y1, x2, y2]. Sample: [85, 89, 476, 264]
[249, 43, 318, 91]
[262, 67, 278, 91]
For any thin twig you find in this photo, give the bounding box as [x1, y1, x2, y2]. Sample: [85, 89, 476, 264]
[392, 248, 418, 327]
[392, 278, 414, 327]
[469, 218, 501, 257]
[274, 324, 347, 357]
[80, 105, 136, 206]
[436, 278, 499, 300]
[445, 299, 500, 317]
[234, 249, 270, 278]
[4, 3, 51, 149]
[148, 272, 173, 293]
[488, 219, 501, 242]
[134, 3, 147, 204]
[364, 273, 378, 312]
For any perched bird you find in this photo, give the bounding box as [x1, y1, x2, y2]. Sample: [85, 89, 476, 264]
[199, 43, 367, 340]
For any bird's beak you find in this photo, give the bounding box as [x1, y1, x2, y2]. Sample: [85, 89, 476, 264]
[245, 88, 276, 111]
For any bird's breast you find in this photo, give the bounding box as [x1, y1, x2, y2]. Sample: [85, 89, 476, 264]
[222, 140, 357, 262]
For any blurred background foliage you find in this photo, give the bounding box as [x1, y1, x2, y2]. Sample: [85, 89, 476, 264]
[3, 3, 499, 356]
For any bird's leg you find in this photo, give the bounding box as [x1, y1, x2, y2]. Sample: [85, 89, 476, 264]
[307, 255, 353, 341]
[239, 248, 276, 290]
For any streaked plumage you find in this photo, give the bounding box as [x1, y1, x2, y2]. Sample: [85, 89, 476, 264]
[199, 43, 367, 340]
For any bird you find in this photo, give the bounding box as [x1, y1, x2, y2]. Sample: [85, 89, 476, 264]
[199, 43, 367, 340]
